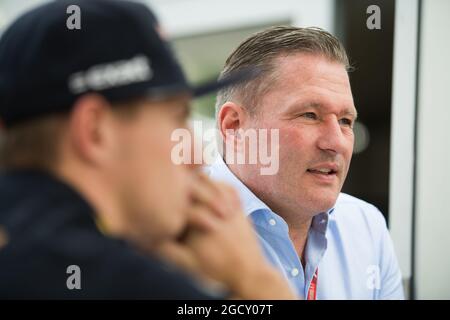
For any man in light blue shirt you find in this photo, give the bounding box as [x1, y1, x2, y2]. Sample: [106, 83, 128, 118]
[208, 26, 404, 299]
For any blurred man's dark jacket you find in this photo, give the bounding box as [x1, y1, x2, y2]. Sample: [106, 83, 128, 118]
[0, 170, 215, 299]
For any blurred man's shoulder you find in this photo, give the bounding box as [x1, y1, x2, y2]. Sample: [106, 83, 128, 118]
[0, 171, 216, 299]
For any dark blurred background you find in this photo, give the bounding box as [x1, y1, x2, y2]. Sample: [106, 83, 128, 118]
[335, 0, 395, 220]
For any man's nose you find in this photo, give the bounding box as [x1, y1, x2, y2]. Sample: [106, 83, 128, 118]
[316, 117, 347, 154]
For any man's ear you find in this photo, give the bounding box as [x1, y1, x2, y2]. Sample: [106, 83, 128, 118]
[217, 102, 249, 159]
[218, 101, 248, 140]
[67, 93, 116, 165]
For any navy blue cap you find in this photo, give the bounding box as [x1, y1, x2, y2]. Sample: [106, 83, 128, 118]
[0, 0, 250, 127]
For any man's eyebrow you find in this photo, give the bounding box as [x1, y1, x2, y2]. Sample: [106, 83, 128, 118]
[300, 102, 322, 109]
[341, 108, 358, 120]
[296, 102, 358, 119]
[290, 102, 322, 112]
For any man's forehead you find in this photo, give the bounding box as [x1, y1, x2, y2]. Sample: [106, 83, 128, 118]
[273, 53, 349, 84]
[272, 54, 353, 93]
[261, 80, 356, 119]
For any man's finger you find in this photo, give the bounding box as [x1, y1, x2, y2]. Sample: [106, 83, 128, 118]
[187, 204, 221, 232]
[155, 241, 199, 273]
[190, 175, 229, 218]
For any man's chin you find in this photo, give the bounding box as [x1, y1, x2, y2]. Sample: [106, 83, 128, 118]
[309, 192, 340, 213]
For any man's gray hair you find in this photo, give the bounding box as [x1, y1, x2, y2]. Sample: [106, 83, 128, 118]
[215, 26, 351, 118]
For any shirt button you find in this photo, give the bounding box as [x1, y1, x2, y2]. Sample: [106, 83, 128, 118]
[269, 218, 276, 226]
[291, 268, 299, 277]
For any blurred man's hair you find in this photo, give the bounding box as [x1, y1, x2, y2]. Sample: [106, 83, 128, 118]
[0, 115, 67, 171]
[215, 26, 351, 117]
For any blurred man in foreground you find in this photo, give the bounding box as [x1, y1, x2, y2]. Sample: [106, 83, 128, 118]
[0, 0, 295, 299]
[210, 26, 404, 299]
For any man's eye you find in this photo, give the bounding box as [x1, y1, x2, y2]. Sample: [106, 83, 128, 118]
[301, 112, 317, 120]
[339, 118, 353, 127]
[175, 105, 190, 123]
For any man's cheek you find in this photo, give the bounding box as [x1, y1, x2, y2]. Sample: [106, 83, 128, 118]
[279, 138, 306, 163]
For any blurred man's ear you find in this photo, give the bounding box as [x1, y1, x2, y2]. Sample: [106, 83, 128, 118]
[67, 94, 117, 166]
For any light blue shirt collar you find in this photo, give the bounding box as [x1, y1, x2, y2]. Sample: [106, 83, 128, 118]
[206, 156, 271, 215]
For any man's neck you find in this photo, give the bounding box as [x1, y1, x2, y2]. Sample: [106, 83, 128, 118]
[54, 162, 126, 238]
[228, 163, 314, 266]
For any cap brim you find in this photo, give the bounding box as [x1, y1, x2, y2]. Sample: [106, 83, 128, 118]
[192, 67, 260, 97]
[136, 67, 259, 103]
